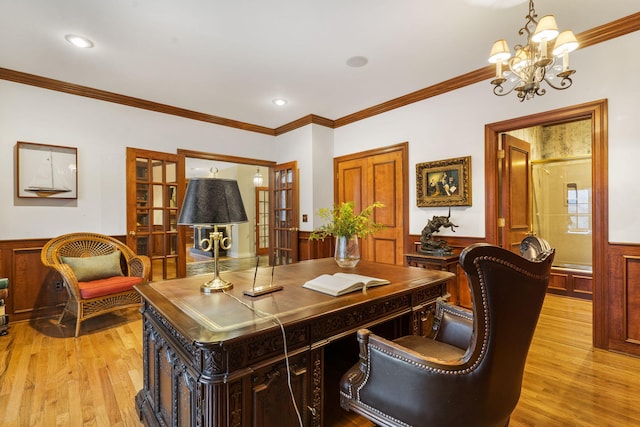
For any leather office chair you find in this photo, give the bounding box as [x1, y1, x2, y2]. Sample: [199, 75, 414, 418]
[340, 242, 554, 427]
[424, 235, 552, 351]
[520, 235, 552, 261]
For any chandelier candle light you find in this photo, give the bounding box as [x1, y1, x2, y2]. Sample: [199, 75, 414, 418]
[488, 0, 579, 101]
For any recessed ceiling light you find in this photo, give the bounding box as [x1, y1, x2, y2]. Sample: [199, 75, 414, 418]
[64, 34, 94, 48]
[346, 56, 368, 68]
[272, 98, 287, 106]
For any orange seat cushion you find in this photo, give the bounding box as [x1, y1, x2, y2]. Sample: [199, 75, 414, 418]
[78, 276, 143, 299]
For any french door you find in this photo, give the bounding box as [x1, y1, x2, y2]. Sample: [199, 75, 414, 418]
[271, 161, 299, 265]
[126, 148, 180, 281]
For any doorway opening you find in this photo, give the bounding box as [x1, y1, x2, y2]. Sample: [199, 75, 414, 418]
[182, 155, 273, 277]
[528, 120, 593, 271]
[485, 99, 608, 348]
[505, 119, 593, 300]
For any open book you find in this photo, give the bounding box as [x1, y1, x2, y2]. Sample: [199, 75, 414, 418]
[302, 273, 390, 296]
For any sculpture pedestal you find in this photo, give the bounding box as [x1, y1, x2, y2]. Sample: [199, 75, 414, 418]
[404, 252, 462, 306]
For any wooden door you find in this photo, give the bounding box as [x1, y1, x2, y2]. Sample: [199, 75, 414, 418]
[271, 161, 299, 265]
[500, 134, 532, 253]
[255, 186, 269, 256]
[335, 143, 407, 265]
[126, 148, 180, 281]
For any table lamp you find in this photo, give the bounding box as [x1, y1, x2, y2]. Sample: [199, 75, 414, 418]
[178, 177, 248, 293]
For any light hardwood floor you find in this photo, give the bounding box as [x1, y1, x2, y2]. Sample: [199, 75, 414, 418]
[1, 294, 639, 426]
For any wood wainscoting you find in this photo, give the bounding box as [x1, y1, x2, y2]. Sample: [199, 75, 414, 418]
[0, 238, 66, 322]
[298, 230, 334, 261]
[5, 235, 640, 360]
[0, 236, 127, 322]
[606, 242, 640, 357]
[548, 267, 592, 300]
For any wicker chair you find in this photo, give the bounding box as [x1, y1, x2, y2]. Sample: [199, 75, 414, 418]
[41, 232, 150, 337]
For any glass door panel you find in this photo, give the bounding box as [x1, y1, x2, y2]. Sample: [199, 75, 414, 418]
[271, 161, 298, 265]
[256, 187, 269, 256]
[127, 149, 180, 281]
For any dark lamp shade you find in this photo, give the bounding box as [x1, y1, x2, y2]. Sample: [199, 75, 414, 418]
[178, 178, 248, 226]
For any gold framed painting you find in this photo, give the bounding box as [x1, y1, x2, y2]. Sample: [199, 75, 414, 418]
[416, 156, 471, 207]
[17, 141, 78, 199]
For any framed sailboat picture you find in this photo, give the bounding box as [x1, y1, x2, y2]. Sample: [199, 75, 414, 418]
[17, 142, 77, 199]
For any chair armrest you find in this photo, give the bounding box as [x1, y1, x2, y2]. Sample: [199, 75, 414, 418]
[432, 300, 473, 350]
[128, 255, 151, 280]
[55, 263, 82, 299]
[341, 328, 475, 424]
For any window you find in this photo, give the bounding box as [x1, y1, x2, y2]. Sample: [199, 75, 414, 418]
[567, 183, 591, 233]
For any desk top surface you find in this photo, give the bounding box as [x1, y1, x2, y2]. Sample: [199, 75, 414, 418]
[135, 258, 453, 345]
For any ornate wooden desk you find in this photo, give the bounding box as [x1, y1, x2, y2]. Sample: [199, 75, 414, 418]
[134, 258, 453, 426]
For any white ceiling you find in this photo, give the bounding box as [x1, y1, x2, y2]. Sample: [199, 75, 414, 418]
[1, 0, 637, 129]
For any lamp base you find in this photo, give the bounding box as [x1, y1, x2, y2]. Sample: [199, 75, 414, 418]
[201, 277, 233, 293]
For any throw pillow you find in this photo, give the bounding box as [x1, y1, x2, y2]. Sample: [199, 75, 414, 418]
[61, 250, 124, 282]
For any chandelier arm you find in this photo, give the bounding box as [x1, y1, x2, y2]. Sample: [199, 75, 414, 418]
[493, 82, 516, 97]
[544, 76, 574, 90]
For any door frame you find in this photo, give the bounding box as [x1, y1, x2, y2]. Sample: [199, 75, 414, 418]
[484, 99, 608, 349]
[176, 149, 276, 276]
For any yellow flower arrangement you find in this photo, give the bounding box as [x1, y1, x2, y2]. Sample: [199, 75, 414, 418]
[310, 201, 385, 240]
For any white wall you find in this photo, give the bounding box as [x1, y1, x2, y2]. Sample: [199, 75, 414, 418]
[0, 81, 274, 239]
[2, 31, 638, 244]
[235, 163, 261, 258]
[333, 31, 640, 243]
[274, 124, 334, 232]
[310, 125, 335, 230]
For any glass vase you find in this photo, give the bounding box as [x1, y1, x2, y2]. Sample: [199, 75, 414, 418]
[334, 235, 360, 268]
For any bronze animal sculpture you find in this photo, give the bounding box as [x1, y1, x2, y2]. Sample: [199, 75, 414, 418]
[420, 209, 458, 255]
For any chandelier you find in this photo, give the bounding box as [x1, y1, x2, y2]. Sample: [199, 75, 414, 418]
[488, 0, 579, 101]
